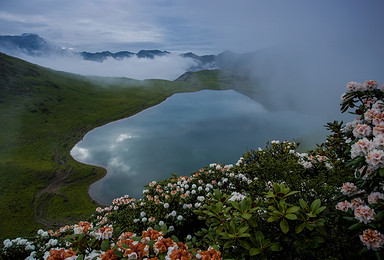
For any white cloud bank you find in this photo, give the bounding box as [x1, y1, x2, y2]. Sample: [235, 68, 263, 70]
[18, 53, 199, 80]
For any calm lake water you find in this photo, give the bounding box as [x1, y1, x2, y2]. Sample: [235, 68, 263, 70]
[71, 89, 322, 204]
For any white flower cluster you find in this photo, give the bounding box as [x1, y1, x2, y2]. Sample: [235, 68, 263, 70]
[297, 153, 332, 170]
[228, 191, 246, 201]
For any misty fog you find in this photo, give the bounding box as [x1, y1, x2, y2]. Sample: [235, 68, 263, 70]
[16, 52, 200, 80]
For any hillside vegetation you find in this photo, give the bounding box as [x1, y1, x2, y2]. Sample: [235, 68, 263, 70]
[0, 53, 244, 239]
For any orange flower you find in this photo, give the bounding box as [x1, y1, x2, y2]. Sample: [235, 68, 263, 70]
[169, 248, 192, 260]
[177, 242, 188, 250]
[117, 238, 134, 249]
[154, 238, 176, 254]
[74, 221, 92, 234]
[119, 232, 136, 240]
[142, 228, 163, 241]
[123, 242, 149, 259]
[101, 249, 117, 260]
[47, 248, 76, 260]
[198, 247, 222, 260]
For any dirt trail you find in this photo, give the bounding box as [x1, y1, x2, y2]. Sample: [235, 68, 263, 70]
[33, 148, 73, 228]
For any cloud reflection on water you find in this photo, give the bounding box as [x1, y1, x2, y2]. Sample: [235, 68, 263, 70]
[71, 90, 325, 205]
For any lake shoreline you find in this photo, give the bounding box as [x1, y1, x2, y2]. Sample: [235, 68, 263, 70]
[72, 89, 327, 205]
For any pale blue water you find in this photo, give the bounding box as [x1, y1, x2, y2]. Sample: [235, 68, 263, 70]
[71, 89, 322, 204]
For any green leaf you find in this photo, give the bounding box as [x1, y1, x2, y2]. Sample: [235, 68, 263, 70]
[113, 226, 121, 238]
[295, 223, 305, 234]
[255, 231, 264, 244]
[114, 249, 124, 258]
[244, 197, 252, 210]
[285, 213, 297, 220]
[171, 235, 179, 243]
[101, 239, 110, 252]
[131, 236, 141, 241]
[270, 243, 282, 252]
[238, 225, 249, 234]
[375, 210, 384, 221]
[77, 255, 84, 260]
[216, 202, 223, 212]
[299, 199, 309, 210]
[250, 248, 262, 256]
[286, 206, 300, 214]
[214, 189, 222, 200]
[267, 216, 280, 222]
[121, 243, 130, 249]
[314, 206, 326, 215]
[242, 213, 252, 220]
[223, 240, 234, 249]
[312, 236, 325, 244]
[77, 232, 85, 242]
[286, 191, 299, 197]
[273, 183, 280, 193]
[161, 224, 168, 233]
[249, 217, 258, 228]
[203, 211, 218, 218]
[239, 200, 246, 212]
[343, 216, 355, 221]
[279, 199, 287, 209]
[280, 219, 289, 234]
[149, 240, 155, 248]
[310, 199, 321, 212]
[348, 222, 365, 230]
[229, 220, 237, 233]
[239, 240, 251, 250]
[230, 201, 241, 211]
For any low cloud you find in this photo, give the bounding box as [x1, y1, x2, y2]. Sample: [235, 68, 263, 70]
[17, 52, 199, 80]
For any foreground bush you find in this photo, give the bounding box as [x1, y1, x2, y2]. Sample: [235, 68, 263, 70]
[1, 80, 384, 259]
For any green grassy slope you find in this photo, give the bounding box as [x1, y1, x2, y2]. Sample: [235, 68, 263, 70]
[0, 53, 243, 239]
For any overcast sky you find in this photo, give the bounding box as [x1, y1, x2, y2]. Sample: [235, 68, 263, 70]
[0, 0, 383, 54]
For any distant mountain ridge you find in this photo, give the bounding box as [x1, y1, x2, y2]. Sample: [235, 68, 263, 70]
[0, 33, 249, 71]
[0, 33, 63, 56]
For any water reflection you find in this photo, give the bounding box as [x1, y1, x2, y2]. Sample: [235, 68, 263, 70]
[71, 90, 324, 204]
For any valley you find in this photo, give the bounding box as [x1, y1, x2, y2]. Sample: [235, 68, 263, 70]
[0, 52, 246, 238]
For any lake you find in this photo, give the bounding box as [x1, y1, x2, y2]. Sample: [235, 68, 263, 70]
[71, 89, 323, 204]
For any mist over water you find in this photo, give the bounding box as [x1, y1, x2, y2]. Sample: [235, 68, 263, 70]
[71, 90, 325, 204]
[221, 39, 384, 124]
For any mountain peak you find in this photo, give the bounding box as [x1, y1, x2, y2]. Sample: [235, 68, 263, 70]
[0, 33, 52, 56]
[136, 50, 170, 59]
[21, 33, 40, 37]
